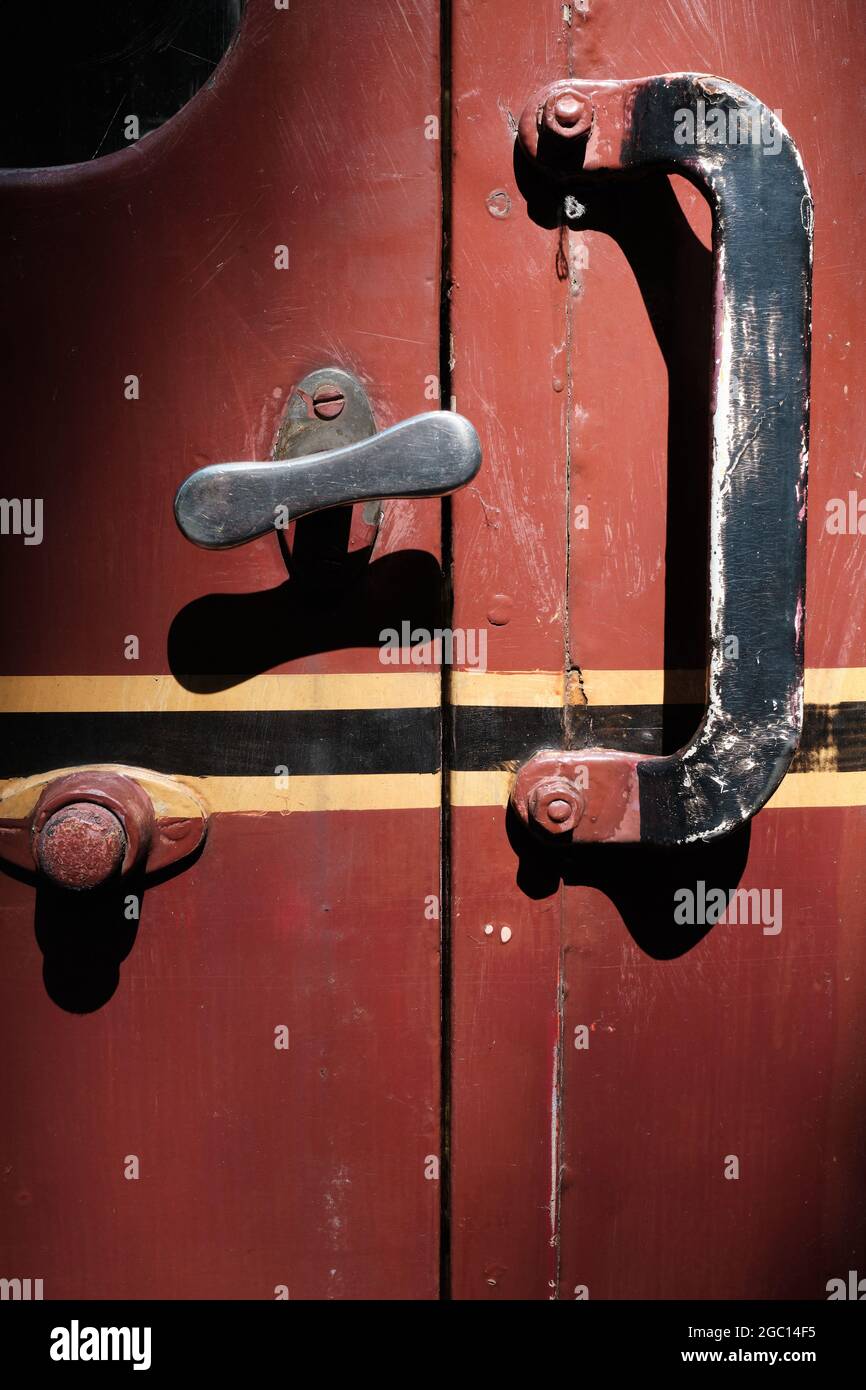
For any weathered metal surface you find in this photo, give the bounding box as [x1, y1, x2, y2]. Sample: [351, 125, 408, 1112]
[274, 366, 378, 460]
[272, 365, 382, 575]
[526, 775, 586, 837]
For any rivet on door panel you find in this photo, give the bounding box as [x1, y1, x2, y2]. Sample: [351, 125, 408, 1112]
[511, 73, 812, 846]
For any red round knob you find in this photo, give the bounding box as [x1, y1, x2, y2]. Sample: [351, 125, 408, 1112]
[35, 802, 127, 890]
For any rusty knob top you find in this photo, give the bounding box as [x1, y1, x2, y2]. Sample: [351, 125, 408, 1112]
[35, 802, 127, 891]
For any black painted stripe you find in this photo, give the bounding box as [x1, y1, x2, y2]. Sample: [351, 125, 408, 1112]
[0, 709, 441, 778]
[0, 702, 863, 779]
[450, 704, 866, 774]
[450, 704, 703, 767]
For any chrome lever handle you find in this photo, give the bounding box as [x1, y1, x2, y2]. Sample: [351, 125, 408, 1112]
[175, 411, 481, 550]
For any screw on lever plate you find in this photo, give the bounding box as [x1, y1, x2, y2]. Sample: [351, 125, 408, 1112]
[311, 383, 346, 420]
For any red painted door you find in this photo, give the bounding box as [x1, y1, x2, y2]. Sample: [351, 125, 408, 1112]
[0, 0, 446, 1300]
[448, 0, 866, 1301]
[2, 0, 865, 1306]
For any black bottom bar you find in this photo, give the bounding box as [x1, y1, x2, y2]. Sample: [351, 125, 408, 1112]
[2, 1297, 861, 1375]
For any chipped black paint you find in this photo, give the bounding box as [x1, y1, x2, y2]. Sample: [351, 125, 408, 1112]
[620, 76, 811, 842]
[518, 74, 812, 844]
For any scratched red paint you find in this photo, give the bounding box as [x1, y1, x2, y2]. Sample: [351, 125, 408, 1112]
[449, 0, 866, 1300]
[0, 0, 444, 1299]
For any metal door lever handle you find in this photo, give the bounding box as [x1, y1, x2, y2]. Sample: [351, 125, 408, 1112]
[175, 411, 481, 550]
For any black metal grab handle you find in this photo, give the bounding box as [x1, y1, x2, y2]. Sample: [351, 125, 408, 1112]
[512, 74, 813, 845]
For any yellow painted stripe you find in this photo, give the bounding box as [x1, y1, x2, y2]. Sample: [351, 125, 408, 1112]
[188, 773, 443, 813]
[803, 668, 866, 704]
[0, 771, 442, 815]
[449, 769, 866, 812]
[451, 669, 704, 704]
[450, 770, 511, 807]
[191, 769, 865, 813]
[764, 771, 866, 810]
[2, 668, 860, 712]
[457, 669, 866, 706]
[163, 771, 866, 812]
[450, 671, 565, 706]
[2, 767, 864, 814]
[575, 669, 705, 705]
[0, 673, 439, 713]
[0, 765, 206, 820]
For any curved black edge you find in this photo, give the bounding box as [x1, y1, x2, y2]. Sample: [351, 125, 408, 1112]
[617, 75, 812, 844]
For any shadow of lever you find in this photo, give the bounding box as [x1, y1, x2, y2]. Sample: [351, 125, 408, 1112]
[174, 412, 482, 550]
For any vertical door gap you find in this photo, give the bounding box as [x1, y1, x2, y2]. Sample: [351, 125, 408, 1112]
[438, 0, 454, 1304]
